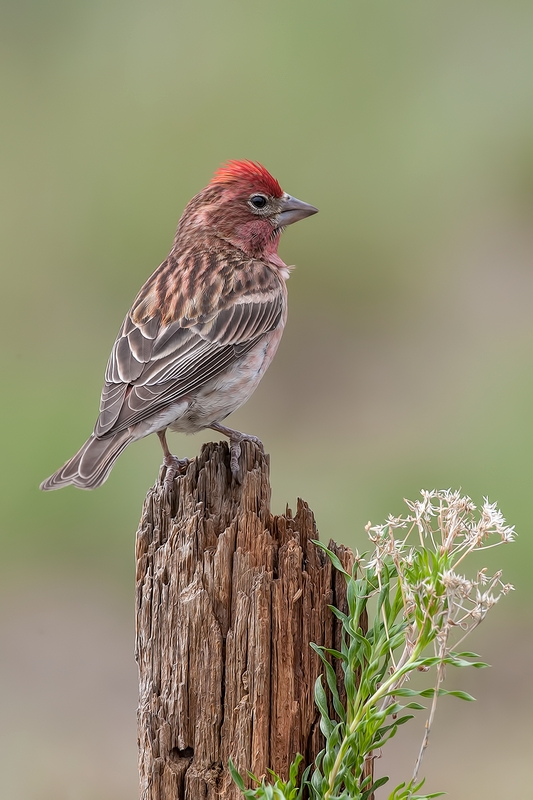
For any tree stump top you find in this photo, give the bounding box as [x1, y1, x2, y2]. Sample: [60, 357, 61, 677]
[136, 442, 353, 800]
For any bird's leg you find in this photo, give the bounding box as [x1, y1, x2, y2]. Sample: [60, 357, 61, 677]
[209, 422, 263, 480]
[157, 430, 189, 488]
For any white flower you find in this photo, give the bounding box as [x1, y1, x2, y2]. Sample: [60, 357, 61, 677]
[479, 498, 516, 542]
[442, 570, 472, 599]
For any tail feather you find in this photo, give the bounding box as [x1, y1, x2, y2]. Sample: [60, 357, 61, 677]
[40, 430, 134, 491]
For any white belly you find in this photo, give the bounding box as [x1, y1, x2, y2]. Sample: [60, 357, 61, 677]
[168, 330, 281, 435]
[136, 401, 190, 438]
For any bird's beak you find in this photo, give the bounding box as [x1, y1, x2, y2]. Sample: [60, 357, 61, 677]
[277, 194, 318, 226]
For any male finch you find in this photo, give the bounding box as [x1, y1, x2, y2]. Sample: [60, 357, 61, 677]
[40, 160, 318, 491]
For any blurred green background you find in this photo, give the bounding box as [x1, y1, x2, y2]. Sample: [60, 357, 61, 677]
[2, 0, 533, 797]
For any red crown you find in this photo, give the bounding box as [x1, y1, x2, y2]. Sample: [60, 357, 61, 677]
[211, 160, 283, 198]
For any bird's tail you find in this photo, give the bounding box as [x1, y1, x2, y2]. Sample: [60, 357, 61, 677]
[40, 430, 134, 491]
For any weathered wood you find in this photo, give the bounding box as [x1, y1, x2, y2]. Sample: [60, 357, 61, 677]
[135, 441, 357, 800]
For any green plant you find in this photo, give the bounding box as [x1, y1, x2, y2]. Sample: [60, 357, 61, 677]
[231, 489, 515, 799]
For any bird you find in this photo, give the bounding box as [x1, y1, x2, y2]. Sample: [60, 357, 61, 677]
[40, 160, 318, 491]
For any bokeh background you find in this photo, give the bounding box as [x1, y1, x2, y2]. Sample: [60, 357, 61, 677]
[2, 0, 533, 797]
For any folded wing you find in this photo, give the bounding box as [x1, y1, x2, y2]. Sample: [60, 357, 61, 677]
[94, 249, 284, 437]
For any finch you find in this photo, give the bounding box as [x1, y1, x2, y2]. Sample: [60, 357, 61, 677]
[40, 160, 317, 491]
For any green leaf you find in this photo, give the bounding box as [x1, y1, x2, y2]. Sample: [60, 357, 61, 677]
[359, 774, 372, 790]
[350, 628, 372, 661]
[384, 702, 404, 717]
[386, 632, 409, 652]
[323, 647, 345, 661]
[391, 714, 415, 727]
[372, 610, 381, 646]
[362, 776, 389, 800]
[377, 564, 390, 616]
[328, 605, 348, 624]
[371, 776, 390, 791]
[388, 781, 406, 798]
[288, 753, 303, 786]
[344, 660, 356, 705]
[296, 765, 311, 800]
[323, 660, 346, 722]
[418, 688, 444, 698]
[418, 688, 475, 701]
[309, 642, 328, 667]
[444, 657, 488, 669]
[347, 576, 358, 617]
[314, 676, 334, 736]
[312, 540, 350, 578]
[228, 759, 246, 791]
[445, 690, 476, 701]
[310, 764, 325, 795]
[389, 776, 446, 799]
[413, 656, 442, 668]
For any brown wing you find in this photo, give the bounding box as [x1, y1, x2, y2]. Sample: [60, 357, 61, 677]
[94, 248, 284, 437]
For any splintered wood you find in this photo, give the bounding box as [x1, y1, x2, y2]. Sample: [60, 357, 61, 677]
[135, 441, 355, 800]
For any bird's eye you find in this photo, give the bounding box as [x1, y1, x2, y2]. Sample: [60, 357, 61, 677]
[249, 194, 268, 209]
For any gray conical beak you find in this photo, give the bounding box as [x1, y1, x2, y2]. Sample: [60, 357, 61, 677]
[278, 194, 318, 226]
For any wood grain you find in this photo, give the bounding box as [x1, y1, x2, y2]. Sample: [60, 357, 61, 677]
[135, 441, 359, 799]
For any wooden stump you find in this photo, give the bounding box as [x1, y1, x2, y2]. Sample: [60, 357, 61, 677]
[135, 441, 356, 800]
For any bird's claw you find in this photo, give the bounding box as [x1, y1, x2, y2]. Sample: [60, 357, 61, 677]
[228, 434, 263, 483]
[208, 422, 264, 483]
[229, 440, 241, 478]
[162, 454, 190, 489]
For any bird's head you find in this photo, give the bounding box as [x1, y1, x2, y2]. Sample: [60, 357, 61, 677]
[177, 160, 318, 258]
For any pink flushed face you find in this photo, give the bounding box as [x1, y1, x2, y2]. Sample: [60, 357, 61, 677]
[187, 160, 318, 258]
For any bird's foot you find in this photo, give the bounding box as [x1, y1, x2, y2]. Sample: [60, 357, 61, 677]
[209, 423, 263, 482]
[162, 453, 190, 489]
[228, 434, 263, 480]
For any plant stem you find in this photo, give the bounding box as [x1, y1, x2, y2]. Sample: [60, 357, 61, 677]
[323, 645, 424, 800]
[411, 618, 450, 786]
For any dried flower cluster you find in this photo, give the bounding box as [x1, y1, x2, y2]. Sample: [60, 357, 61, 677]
[367, 489, 514, 649]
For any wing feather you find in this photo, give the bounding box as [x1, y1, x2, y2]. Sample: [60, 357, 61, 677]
[127, 326, 154, 362]
[97, 383, 128, 435]
[93, 249, 284, 438]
